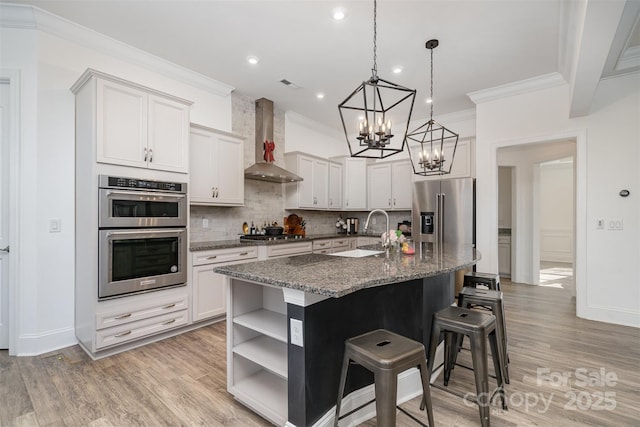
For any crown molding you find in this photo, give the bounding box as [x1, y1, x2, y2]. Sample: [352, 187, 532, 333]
[285, 110, 343, 141]
[467, 72, 566, 105]
[0, 3, 234, 97]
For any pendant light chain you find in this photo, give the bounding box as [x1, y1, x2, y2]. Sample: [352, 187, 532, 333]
[429, 45, 434, 121]
[372, 0, 378, 79]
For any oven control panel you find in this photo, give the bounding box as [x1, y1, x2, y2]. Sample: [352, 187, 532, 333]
[99, 175, 187, 193]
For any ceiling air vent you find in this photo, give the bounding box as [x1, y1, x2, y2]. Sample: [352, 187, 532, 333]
[279, 78, 301, 89]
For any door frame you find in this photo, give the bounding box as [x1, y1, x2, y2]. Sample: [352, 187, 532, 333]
[1, 69, 21, 355]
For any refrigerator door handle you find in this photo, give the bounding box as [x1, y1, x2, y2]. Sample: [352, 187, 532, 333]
[440, 193, 445, 245]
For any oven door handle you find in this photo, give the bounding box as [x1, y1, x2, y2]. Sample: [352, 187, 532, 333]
[104, 229, 184, 237]
[104, 189, 186, 200]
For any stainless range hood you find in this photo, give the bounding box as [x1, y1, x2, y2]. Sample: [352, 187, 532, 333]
[244, 98, 303, 183]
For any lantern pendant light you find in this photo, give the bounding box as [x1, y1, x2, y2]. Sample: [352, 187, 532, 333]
[338, 0, 416, 159]
[407, 39, 459, 176]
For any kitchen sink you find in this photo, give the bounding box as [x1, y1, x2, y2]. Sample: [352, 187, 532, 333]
[329, 249, 385, 258]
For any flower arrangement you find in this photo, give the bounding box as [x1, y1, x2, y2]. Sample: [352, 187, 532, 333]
[380, 229, 406, 247]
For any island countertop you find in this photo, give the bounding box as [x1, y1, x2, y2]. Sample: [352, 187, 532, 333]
[214, 244, 479, 298]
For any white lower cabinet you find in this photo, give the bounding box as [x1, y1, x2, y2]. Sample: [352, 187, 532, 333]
[357, 236, 380, 247]
[94, 292, 189, 350]
[191, 246, 258, 322]
[262, 241, 313, 259]
[312, 237, 350, 254]
[228, 280, 288, 426]
[498, 235, 511, 277]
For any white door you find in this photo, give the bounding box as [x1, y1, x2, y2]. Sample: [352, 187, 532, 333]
[391, 160, 413, 210]
[368, 163, 392, 209]
[216, 135, 244, 205]
[147, 94, 189, 173]
[0, 81, 10, 348]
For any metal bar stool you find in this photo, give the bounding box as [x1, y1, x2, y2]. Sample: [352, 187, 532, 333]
[457, 287, 510, 384]
[426, 306, 506, 427]
[334, 329, 434, 427]
[463, 272, 501, 291]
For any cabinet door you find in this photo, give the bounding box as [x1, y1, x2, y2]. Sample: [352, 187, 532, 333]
[192, 264, 226, 321]
[415, 139, 472, 181]
[344, 158, 367, 210]
[297, 156, 315, 208]
[328, 162, 343, 210]
[147, 94, 189, 173]
[391, 160, 413, 210]
[498, 243, 511, 276]
[189, 126, 217, 204]
[313, 159, 329, 208]
[368, 163, 392, 209]
[215, 135, 244, 205]
[96, 79, 147, 168]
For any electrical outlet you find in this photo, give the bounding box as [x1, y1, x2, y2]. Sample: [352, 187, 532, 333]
[290, 319, 304, 347]
[596, 219, 604, 230]
[49, 219, 61, 233]
[203, 218, 209, 228]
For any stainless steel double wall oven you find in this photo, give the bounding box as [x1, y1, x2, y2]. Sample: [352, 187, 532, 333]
[98, 175, 187, 300]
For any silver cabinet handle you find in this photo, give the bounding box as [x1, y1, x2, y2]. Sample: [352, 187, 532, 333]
[388, 198, 391, 207]
[211, 187, 215, 198]
[163, 303, 176, 309]
[143, 147, 148, 162]
[149, 148, 153, 162]
[115, 330, 132, 338]
[393, 198, 396, 206]
[239, 252, 249, 256]
[162, 319, 176, 325]
[0, 246, 9, 253]
[346, 200, 349, 207]
[206, 255, 218, 260]
[114, 313, 132, 320]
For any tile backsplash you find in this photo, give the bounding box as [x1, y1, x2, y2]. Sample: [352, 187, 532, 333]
[189, 91, 411, 242]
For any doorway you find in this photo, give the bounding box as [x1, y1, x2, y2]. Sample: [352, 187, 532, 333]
[497, 140, 577, 289]
[0, 78, 10, 349]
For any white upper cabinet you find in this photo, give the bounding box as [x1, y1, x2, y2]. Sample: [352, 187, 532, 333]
[190, 124, 244, 206]
[285, 152, 329, 210]
[328, 162, 343, 210]
[391, 160, 413, 209]
[334, 157, 367, 210]
[368, 159, 412, 210]
[92, 74, 190, 173]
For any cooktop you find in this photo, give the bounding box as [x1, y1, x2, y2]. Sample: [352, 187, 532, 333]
[240, 234, 305, 241]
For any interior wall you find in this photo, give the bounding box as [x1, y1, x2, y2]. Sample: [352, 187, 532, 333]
[498, 167, 512, 228]
[539, 159, 574, 262]
[477, 73, 640, 327]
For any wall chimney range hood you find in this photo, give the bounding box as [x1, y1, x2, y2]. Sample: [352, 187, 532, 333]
[244, 98, 303, 183]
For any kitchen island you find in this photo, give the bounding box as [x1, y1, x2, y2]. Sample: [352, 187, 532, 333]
[214, 244, 479, 427]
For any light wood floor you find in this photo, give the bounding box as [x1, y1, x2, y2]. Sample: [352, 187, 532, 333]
[2, 276, 639, 426]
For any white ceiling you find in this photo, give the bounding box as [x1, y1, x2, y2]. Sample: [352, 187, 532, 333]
[6, 0, 640, 131]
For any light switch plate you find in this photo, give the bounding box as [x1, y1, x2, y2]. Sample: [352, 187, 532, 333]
[49, 219, 61, 233]
[290, 318, 303, 347]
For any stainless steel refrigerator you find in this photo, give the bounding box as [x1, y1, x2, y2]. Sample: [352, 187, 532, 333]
[412, 177, 475, 247]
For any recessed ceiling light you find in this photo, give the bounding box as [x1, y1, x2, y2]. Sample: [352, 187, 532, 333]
[426, 98, 433, 104]
[392, 66, 403, 74]
[332, 8, 346, 21]
[247, 56, 259, 65]
[316, 93, 325, 99]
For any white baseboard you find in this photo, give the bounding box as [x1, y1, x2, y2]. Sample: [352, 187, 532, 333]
[16, 327, 77, 356]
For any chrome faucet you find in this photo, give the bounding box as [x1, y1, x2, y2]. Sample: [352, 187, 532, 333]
[363, 209, 390, 247]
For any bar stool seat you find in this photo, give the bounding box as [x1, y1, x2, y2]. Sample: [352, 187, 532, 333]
[464, 272, 501, 291]
[427, 306, 506, 427]
[457, 287, 510, 384]
[334, 329, 434, 427]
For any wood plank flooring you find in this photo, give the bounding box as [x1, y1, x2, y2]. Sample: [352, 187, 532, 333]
[1, 275, 639, 426]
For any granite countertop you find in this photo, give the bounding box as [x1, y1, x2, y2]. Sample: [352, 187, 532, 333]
[213, 244, 479, 298]
[190, 233, 382, 252]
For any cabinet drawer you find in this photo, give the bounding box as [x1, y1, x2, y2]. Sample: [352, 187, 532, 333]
[498, 236, 511, 244]
[96, 295, 188, 330]
[332, 238, 349, 249]
[312, 240, 332, 250]
[192, 246, 258, 266]
[96, 310, 188, 349]
[267, 242, 313, 259]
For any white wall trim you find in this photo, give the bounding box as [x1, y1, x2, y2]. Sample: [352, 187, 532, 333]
[17, 327, 77, 356]
[489, 129, 587, 319]
[468, 72, 566, 105]
[285, 110, 344, 142]
[0, 3, 234, 97]
[540, 227, 573, 263]
[1, 69, 21, 355]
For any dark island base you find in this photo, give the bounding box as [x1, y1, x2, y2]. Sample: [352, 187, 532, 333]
[287, 273, 455, 426]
